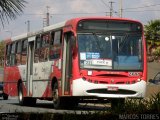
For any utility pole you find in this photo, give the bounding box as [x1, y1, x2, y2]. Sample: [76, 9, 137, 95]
[119, 0, 123, 17]
[43, 6, 50, 27]
[25, 20, 30, 32]
[109, 1, 114, 17]
[43, 18, 47, 27]
[46, 6, 50, 26]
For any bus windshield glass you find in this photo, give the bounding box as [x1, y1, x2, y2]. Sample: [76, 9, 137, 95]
[77, 20, 143, 70]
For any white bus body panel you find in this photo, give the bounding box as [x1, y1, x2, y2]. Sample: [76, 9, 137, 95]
[72, 78, 146, 98]
[18, 61, 54, 97]
[32, 61, 54, 97]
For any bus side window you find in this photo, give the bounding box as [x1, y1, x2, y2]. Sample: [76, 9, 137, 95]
[10, 43, 16, 66]
[49, 30, 62, 60]
[39, 33, 50, 62]
[6, 44, 11, 66]
[34, 36, 41, 63]
[15, 41, 21, 65]
[21, 39, 27, 65]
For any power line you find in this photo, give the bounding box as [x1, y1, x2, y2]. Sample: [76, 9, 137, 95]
[26, 1, 160, 18]
[23, 13, 44, 15]
[21, 2, 160, 17]
[100, 0, 111, 16]
[100, 0, 111, 9]
[23, 12, 106, 16]
[100, 0, 119, 17]
[22, 8, 160, 16]
[125, 9, 160, 12]
[124, 3, 160, 10]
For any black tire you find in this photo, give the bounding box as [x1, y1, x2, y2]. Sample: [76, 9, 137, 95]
[18, 82, 25, 105]
[3, 93, 8, 100]
[18, 82, 36, 106]
[66, 99, 78, 109]
[52, 82, 78, 109]
[53, 82, 63, 109]
[28, 98, 37, 106]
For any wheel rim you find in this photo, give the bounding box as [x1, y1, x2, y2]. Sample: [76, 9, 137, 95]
[18, 84, 23, 103]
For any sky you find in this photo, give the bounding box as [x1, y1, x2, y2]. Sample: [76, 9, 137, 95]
[0, 0, 160, 40]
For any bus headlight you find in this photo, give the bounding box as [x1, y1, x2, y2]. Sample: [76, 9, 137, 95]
[137, 78, 141, 82]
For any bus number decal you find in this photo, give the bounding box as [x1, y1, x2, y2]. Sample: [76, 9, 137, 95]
[84, 60, 92, 65]
[129, 72, 140, 76]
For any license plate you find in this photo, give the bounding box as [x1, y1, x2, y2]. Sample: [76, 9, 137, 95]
[107, 86, 118, 91]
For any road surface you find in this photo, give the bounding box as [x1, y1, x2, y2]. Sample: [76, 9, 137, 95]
[0, 97, 110, 113]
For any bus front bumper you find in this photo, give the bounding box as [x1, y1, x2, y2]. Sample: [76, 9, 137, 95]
[72, 78, 146, 98]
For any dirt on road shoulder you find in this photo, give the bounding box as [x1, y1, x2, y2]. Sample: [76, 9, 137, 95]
[146, 62, 160, 98]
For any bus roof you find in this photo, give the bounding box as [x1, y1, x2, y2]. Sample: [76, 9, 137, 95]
[12, 33, 28, 41]
[65, 16, 142, 26]
[10, 21, 66, 42]
[10, 16, 142, 42]
[43, 21, 66, 32]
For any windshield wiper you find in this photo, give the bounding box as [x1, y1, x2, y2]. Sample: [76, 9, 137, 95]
[92, 33, 103, 52]
[118, 33, 129, 54]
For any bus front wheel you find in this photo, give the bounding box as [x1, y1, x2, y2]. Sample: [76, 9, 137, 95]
[111, 98, 125, 110]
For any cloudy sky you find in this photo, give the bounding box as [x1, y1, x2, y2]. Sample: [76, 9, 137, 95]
[0, 0, 160, 40]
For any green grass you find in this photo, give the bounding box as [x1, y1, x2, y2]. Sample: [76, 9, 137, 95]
[123, 92, 160, 114]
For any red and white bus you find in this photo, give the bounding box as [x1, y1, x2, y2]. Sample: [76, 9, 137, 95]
[3, 17, 147, 108]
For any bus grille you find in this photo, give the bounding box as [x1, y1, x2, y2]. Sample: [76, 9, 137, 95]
[86, 89, 136, 95]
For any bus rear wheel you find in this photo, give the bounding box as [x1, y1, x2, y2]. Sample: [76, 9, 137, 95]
[3, 93, 8, 100]
[18, 82, 25, 105]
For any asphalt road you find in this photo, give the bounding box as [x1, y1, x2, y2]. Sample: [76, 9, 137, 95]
[0, 97, 110, 113]
[0, 62, 160, 113]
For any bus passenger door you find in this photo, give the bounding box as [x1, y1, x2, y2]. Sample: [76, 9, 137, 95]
[62, 33, 74, 96]
[26, 36, 35, 96]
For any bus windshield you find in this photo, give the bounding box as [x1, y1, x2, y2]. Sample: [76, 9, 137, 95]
[77, 33, 143, 70]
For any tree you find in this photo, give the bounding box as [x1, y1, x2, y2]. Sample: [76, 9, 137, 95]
[0, 0, 27, 27]
[144, 19, 160, 42]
